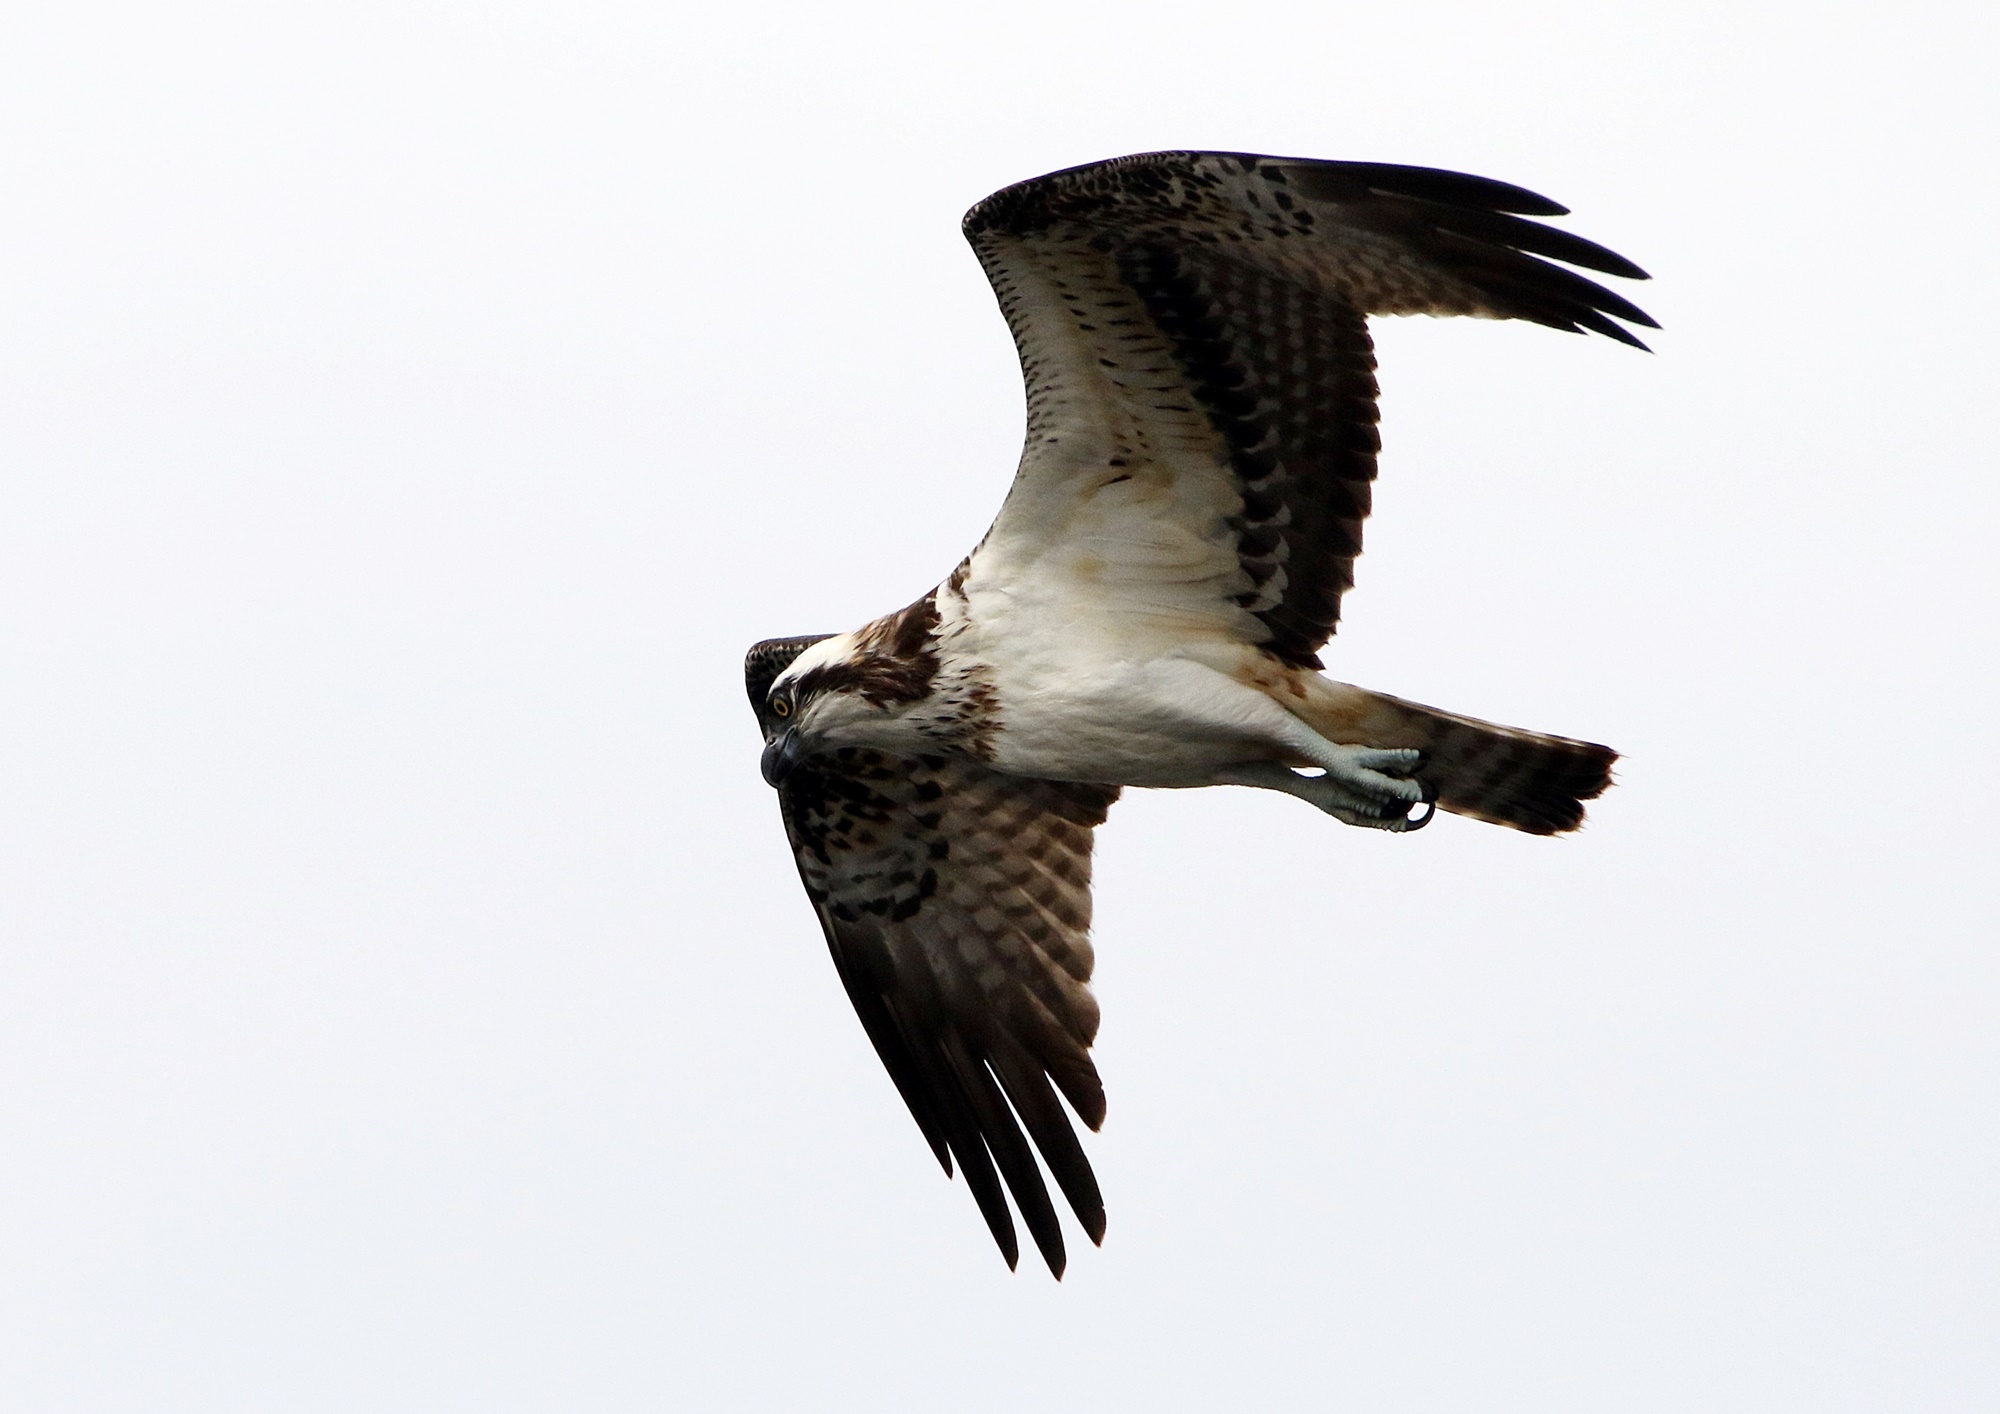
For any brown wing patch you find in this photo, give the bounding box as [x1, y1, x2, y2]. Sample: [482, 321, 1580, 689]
[776, 743, 1119, 1277]
[1115, 243, 1380, 668]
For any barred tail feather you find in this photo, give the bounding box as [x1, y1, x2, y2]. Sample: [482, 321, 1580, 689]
[1299, 680, 1616, 835]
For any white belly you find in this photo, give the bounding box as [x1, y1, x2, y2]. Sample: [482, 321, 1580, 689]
[940, 526, 1316, 788]
[985, 649, 1309, 788]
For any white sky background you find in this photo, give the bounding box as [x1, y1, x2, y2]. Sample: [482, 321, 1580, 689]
[2, 1, 1996, 1409]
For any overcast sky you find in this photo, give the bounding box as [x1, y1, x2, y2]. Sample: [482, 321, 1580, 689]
[3, 2, 1996, 1410]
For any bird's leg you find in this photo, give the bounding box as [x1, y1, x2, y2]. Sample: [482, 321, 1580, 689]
[1212, 748, 1434, 832]
[1272, 716, 1429, 810]
[1149, 656, 1430, 827]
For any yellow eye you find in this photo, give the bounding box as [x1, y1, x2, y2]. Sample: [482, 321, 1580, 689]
[770, 695, 792, 718]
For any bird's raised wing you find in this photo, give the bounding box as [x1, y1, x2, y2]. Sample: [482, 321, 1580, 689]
[961, 151, 1654, 668]
[775, 739, 1119, 1276]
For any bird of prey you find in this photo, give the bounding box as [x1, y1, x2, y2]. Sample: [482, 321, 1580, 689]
[745, 151, 1651, 1276]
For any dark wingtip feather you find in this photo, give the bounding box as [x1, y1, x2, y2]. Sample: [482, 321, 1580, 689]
[1433, 205, 1651, 281]
[951, 1043, 1069, 1277]
[1571, 310, 1652, 351]
[968, 1160, 1020, 1270]
[1423, 230, 1658, 348]
[990, 1041, 1107, 1246]
[1278, 158, 1657, 346]
[1284, 159, 1570, 216]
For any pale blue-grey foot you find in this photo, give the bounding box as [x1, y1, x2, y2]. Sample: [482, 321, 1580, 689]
[1213, 752, 1435, 832]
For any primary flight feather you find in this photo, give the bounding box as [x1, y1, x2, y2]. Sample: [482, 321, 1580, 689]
[745, 151, 1652, 1276]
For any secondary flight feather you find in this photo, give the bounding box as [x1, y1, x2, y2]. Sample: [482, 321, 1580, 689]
[745, 151, 1652, 1276]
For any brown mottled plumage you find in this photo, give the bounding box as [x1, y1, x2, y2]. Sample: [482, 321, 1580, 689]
[789, 595, 941, 708]
[747, 151, 1652, 1275]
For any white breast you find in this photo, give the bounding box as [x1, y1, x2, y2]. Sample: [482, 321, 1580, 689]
[944, 537, 1311, 788]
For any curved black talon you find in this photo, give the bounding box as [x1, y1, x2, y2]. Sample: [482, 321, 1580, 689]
[1401, 781, 1438, 832]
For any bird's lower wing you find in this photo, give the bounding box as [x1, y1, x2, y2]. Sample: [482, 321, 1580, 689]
[778, 747, 1119, 1276]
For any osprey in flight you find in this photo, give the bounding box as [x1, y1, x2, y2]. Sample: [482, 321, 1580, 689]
[745, 151, 1651, 1276]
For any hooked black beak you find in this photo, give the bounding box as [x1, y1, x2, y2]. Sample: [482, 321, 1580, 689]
[760, 727, 802, 787]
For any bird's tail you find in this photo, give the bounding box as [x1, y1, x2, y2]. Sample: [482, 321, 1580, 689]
[1297, 680, 1616, 835]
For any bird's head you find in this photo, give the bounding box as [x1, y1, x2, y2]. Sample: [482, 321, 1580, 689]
[743, 627, 935, 787]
